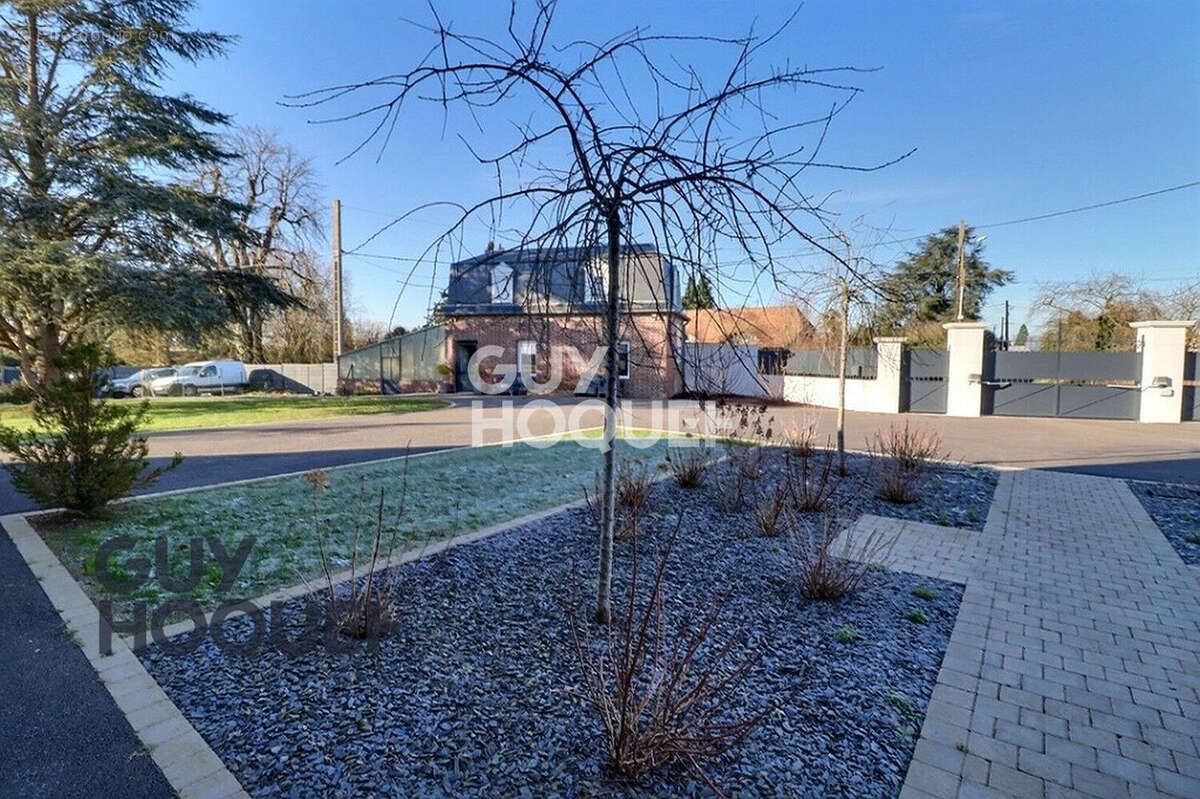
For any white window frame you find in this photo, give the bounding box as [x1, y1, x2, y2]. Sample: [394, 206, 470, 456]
[491, 262, 513, 304]
[616, 340, 631, 379]
[517, 339, 537, 377]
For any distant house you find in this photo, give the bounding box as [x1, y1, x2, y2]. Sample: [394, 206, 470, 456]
[439, 244, 685, 397]
[684, 305, 815, 373]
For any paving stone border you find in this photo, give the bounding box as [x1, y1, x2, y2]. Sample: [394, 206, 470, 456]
[1, 511, 248, 799]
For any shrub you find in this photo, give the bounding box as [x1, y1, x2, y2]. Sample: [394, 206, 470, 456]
[786, 442, 841, 512]
[0, 381, 35, 405]
[566, 521, 785, 788]
[715, 452, 754, 512]
[666, 445, 710, 488]
[871, 422, 943, 504]
[787, 510, 896, 600]
[784, 411, 820, 457]
[905, 608, 928, 625]
[586, 459, 656, 540]
[305, 465, 410, 640]
[710, 400, 774, 510]
[752, 485, 791, 537]
[0, 344, 180, 517]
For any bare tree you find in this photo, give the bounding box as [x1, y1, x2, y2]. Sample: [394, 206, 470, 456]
[293, 1, 905, 622]
[189, 127, 324, 361]
[262, 251, 335, 362]
[1032, 272, 1161, 351]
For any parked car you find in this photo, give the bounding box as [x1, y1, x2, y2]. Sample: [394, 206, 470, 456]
[107, 367, 177, 398]
[150, 360, 247, 396]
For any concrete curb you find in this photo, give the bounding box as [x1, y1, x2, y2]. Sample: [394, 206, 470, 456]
[1, 512, 248, 799]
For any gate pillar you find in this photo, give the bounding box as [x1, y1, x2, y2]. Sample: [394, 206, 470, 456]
[943, 322, 989, 417]
[1131, 320, 1196, 423]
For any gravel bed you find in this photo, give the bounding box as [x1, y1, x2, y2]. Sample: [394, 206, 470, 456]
[1128, 480, 1200, 566]
[141, 459, 966, 798]
[751, 448, 997, 532]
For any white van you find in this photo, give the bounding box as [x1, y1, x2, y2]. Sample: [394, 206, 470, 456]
[150, 360, 247, 396]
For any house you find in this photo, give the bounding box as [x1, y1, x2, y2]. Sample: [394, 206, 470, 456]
[684, 305, 815, 374]
[439, 244, 686, 398]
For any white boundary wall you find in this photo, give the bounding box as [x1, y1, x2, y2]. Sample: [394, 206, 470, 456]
[682, 342, 767, 397]
[782, 337, 905, 413]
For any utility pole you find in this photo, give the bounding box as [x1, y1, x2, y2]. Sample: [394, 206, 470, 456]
[1003, 300, 1010, 350]
[954, 219, 967, 321]
[332, 199, 344, 359]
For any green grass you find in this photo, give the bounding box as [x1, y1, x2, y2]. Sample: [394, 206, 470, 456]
[0, 394, 446, 434]
[35, 434, 674, 614]
[905, 608, 929, 625]
[833, 623, 861, 644]
[911, 584, 937, 601]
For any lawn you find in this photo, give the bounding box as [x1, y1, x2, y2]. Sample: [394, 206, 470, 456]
[0, 394, 446, 434]
[36, 433, 675, 613]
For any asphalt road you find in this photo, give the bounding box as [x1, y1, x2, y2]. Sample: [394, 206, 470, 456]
[3, 399, 1198, 515]
[0, 530, 173, 798]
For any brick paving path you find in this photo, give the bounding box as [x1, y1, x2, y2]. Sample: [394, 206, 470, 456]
[892, 470, 1200, 798]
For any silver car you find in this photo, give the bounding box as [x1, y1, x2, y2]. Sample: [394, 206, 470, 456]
[109, 367, 177, 398]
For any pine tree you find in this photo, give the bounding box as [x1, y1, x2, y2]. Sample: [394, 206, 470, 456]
[1013, 323, 1029, 347]
[0, 1, 290, 385]
[872, 225, 1013, 333]
[682, 273, 716, 310]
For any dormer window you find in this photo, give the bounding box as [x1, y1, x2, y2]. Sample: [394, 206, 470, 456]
[582, 261, 603, 305]
[490, 262, 513, 304]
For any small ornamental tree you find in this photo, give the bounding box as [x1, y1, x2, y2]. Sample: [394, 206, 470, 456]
[0, 344, 181, 517]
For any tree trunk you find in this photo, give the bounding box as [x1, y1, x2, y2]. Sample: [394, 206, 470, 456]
[837, 279, 849, 476]
[237, 316, 255, 362]
[251, 308, 266, 362]
[595, 209, 621, 625]
[33, 321, 62, 387]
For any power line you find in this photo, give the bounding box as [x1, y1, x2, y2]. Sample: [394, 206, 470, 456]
[342, 179, 1200, 319]
[342, 179, 1200, 265]
[976, 180, 1200, 230]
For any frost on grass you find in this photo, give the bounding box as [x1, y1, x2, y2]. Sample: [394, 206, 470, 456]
[39, 438, 672, 612]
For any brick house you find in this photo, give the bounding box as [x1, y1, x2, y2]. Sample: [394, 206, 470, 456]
[440, 244, 685, 398]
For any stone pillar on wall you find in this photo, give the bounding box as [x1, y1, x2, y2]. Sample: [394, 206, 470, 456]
[942, 322, 988, 417]
[1131, 320, 1196, 423]
[872, 337, 907, 414]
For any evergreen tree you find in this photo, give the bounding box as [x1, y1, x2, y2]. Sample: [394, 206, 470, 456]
[0, 1, 291, 385]
[872, 225, 1013, 334]
[1013, 323, 1029, 347]
[682, 273, 716, 310]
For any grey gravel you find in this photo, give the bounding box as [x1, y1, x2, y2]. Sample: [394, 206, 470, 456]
[1128, 480, 1200, 565]
[140, 450, 970, 797]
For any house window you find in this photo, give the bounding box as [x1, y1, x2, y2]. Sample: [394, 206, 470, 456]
[616, 340, 630, 379]
[491, 262, 513, 304]
[517, 340, 537, 376]
[582, 260, 603, 305]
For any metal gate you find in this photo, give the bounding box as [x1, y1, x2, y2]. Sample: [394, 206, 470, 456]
[984, 350, 1140, 420]
[903, 349, 947, 413]
[1184, 352, 1199, 422]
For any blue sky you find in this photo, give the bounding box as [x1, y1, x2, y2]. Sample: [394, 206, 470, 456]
[168, 0, 1200, 334]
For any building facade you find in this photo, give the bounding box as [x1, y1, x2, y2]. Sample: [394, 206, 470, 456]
[441, 244, 685, 399]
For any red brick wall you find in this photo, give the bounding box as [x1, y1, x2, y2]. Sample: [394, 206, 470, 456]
[444, 312, 683, 398]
